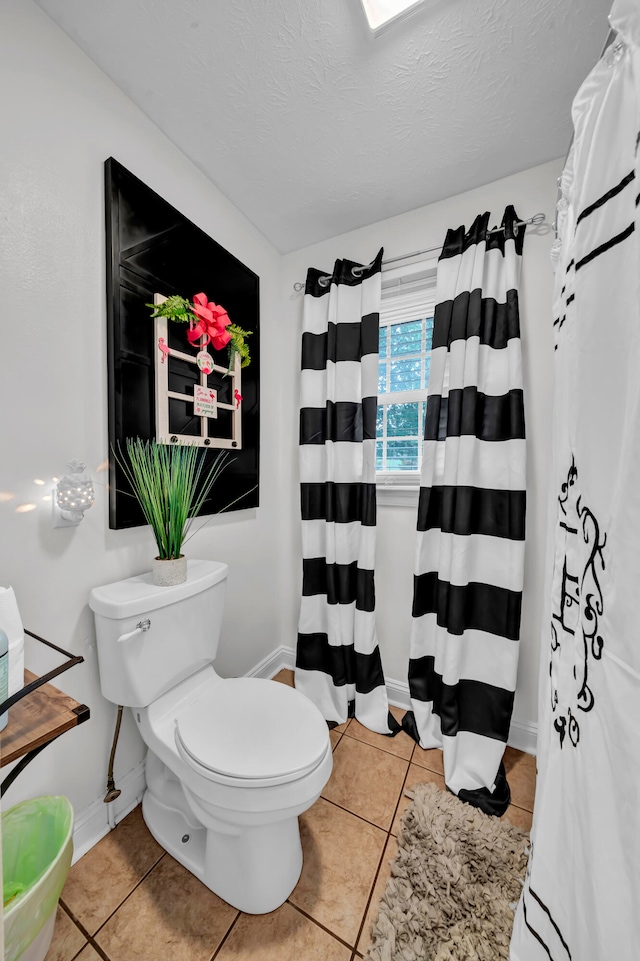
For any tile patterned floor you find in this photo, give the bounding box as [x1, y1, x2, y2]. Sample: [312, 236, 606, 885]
[46, 670, 536, 961]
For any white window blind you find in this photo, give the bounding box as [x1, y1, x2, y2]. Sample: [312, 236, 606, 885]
[380, 274, 437, 324]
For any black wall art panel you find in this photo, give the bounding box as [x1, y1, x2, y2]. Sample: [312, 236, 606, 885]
[105, 158, 260, 529]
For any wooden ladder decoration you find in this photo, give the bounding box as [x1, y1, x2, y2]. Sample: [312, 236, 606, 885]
[153, 294, 242, 450]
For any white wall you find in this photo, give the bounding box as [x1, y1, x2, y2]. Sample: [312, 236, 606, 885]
[280, 159, 561, 740]
[0, 0, 285, 823]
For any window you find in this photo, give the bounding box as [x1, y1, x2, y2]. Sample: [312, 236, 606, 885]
[376, 317, 433, 472]
[376, 260, 437, 503]
[359, 0, 428, 35]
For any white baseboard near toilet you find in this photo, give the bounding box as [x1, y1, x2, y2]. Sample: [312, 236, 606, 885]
[72, 644, 536, 860]
[504, 718, 538, 756]
[245, 645, 295, 680]
[72, 759, 146, 864]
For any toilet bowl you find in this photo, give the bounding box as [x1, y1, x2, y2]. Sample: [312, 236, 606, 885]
[89, 560, 332, 914]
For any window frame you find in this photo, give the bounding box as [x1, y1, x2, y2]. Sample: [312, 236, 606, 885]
[376, 258, 438, 506]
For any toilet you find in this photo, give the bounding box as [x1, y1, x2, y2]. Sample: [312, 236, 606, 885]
[89, 559, 332, 914]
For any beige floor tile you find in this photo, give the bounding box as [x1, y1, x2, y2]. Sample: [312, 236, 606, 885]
[503, 747, 537, 811]
[215, 902, 351, 961]
[332, 718, 351, 734]
[345, 706, 414, 760]
[95, 855, 237, 961]
[290, 797, 386, 946]
[391, 762, 446, 836]
[322, 736, 409, 830]
[410, 743, 445, 776]
[501, 803, 533, 832]
[61, 806, 163, 934]
[44, 904, 87, 961]
[356, 835, 399, 957]
[75, 947, 103, 961]
[329, 729, 342, 750]
[272, 669, 294, 687]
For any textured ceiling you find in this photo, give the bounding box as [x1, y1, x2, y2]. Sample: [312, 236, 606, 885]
[35, 0, 612, 252]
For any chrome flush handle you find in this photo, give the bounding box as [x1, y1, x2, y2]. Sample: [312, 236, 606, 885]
[117, 618, 151, 644]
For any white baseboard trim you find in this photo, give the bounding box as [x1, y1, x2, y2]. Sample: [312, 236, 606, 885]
[385, 676, 411, 711]
[245, 645, 295, 679]
[72, 759, 146, 864]
[507, 719, 538, 757]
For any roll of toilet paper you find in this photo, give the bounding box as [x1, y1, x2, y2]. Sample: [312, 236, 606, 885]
[0, 586, 25, 696]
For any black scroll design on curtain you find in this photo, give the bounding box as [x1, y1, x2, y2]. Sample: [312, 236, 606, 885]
[550, 456, 607, 748]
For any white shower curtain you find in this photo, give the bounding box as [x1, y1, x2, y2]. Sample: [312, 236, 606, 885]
[510, 2, 640, 959]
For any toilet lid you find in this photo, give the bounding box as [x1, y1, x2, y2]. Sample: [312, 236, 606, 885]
[175, 677, 330, 783]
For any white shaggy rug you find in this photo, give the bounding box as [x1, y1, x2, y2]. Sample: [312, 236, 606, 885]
[365, 783, 529, 961]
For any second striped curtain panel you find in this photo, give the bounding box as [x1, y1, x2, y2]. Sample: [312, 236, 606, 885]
[403, 207, 527, 815]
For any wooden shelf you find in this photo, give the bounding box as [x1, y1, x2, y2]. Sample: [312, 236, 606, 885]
[1, 669, 90, 768]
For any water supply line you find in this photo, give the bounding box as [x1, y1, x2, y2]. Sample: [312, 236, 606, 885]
[104, 704, 123, 804]
[104, 620, 150, 814]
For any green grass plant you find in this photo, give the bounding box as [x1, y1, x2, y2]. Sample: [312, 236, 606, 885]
[114, 439, 230, 560]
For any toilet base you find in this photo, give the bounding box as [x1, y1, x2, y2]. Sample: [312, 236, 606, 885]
[141, 752, 305, 914]
[142, 790, 208, 884]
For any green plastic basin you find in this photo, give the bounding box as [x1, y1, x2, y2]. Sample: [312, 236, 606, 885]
[2, 796, 74, 961]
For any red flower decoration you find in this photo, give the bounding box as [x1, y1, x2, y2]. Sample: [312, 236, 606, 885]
[187, 293, 233, 351]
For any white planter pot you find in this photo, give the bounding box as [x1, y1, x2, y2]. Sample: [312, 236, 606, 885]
[152, 555, 187, 587]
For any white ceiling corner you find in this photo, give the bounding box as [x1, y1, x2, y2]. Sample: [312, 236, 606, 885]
[35, 0, 612, 252]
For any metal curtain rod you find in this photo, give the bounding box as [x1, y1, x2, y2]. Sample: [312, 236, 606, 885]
[293, 212, 546, 290]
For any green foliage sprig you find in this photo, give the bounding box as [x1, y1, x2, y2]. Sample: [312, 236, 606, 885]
[147, 295, 194, 325]
[147, 294, 252, 370]
[226, 323, 252, 369]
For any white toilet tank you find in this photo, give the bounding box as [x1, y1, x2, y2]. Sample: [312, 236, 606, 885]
[89, 559, 227, 707]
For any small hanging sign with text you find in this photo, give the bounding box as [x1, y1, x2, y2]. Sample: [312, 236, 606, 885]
[196, 350, 214, 375]
[194, 385, 217, 418]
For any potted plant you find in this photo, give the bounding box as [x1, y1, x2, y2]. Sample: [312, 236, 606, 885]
[114, 439, 229, 586]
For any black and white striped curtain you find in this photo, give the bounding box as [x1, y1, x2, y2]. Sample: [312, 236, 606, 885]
[403, 207, 526, 815]
[295, 250, 398, 735]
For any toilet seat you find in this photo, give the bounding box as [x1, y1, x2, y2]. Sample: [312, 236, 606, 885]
[175, 677, 330, 787]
